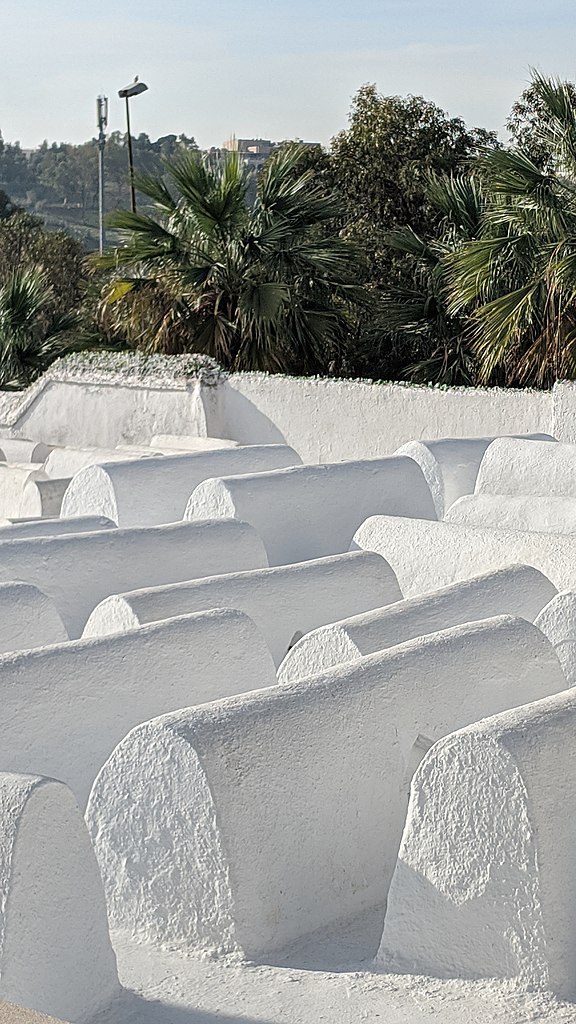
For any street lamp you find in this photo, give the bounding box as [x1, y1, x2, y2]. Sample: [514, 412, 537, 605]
[118, 77, 148, 213]
[96, 95, 108, 254]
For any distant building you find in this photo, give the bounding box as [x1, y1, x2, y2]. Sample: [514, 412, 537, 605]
[221, 136, 321, 170]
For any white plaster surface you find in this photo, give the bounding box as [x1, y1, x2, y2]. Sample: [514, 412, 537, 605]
[42, 446, 157, 478]
[61, 444, 302, 527]
[18, 477, 71, 519]
[0, 515, 116, 539]
[380, 688, 576, 1001]
[0, 440, 52, 464]
[475, 437, 576, 497]
[353, 515, 576, 594]
[150, 434, 239, 451]
[83, 551, 402, 665]
[0, 609, 276, 810]
[0, 771, 118, 1021]
[445, 493, 576, 533]
[86, 615, 565, 957]
[535, 591, 576, 686]
[278, 564, 557, 682]
[396, 435, 555, 517]
[185, 456, 436, 565]
[0, 582, 68, 653]
[0, 466, 48, 519]
[0, 519, 267, 638]
[221, 375, 554, 461]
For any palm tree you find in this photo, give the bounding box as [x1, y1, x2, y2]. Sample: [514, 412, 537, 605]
[98, 145, 366, 374]
[446, 72, 576, 387]
[0, 267, 82, 388]
[377, 172, 484, 385]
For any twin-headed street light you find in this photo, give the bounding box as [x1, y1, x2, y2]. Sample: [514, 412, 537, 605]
[118, 77, 149, 214]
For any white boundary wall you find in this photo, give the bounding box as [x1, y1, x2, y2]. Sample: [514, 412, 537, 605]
[186, 457, 436, 565]
[61, 444, 302, 528]
[82, 551, 402, 666]
[0, 772, 118, 1021]
[0, 519, 267, 638]
[220, 376, 556, 462]
[0, 609, 277, 811]
[379, 689, 576, 999]
[0, 582, 68, 653]
[86, 616, 565, 957]
[5, 370, 574, 463]
[353, 515, 576, 594]
[278, 565, 557, 682]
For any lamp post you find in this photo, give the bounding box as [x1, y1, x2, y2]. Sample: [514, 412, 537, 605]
[96, 95, 108, 254]
[118, 77, 148, 213]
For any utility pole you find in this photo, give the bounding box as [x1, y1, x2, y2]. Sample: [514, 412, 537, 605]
[96, 95, 108, 254]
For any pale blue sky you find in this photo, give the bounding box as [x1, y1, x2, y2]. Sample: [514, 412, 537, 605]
[3, 0, 576, 149]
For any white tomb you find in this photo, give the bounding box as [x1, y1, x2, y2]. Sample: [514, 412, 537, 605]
[0, 440, 53, 464]
[150, 433, 240, 451]
[0, 516, 115, 539]
[475, 436, 576, 497]
[353, 514, 576, 594]
[0, 609, 276, 810]
[379, 687, 576, 1000]
[61, 444, 302, 527]
[394, 434, 554, 518]
[82, 550, 403, 666]
[185, 456, 436, 565]
[0, 582, 68, 653]
[0, 772, 118, 1021]
[535, 591, 576, 687]
[0, 518, 267, 638]
[86, 616, 565, 957]
[278, 565, 556, 682]
[444, 493, 576, 534]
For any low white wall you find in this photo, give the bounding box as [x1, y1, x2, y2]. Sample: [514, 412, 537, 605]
[475, 437, 576, 497]
[9, 378, 213, 448]
[0, 609, 277, 811]
[186, 457, 436, 565]
[0, 582, 68, 653]
[0, 370, 562, 464]
[379, 689, 576, 999]
[0, 772, 118, 1021]
[396, 434, 554, 518]
[86, 616, 565, 958]
[83, 551, 402, 666]
[0, 519, 267, 638]
[444, 493, 576, 533]
[278, 565, 556, 682]
[535, 592, 576, 687]
[61, 444, 302, 528]
[353, 515, 576, 594]
[221, 376, 555, 462]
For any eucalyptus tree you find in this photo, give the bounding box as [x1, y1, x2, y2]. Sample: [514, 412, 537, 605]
[98, 145, 366, 374]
